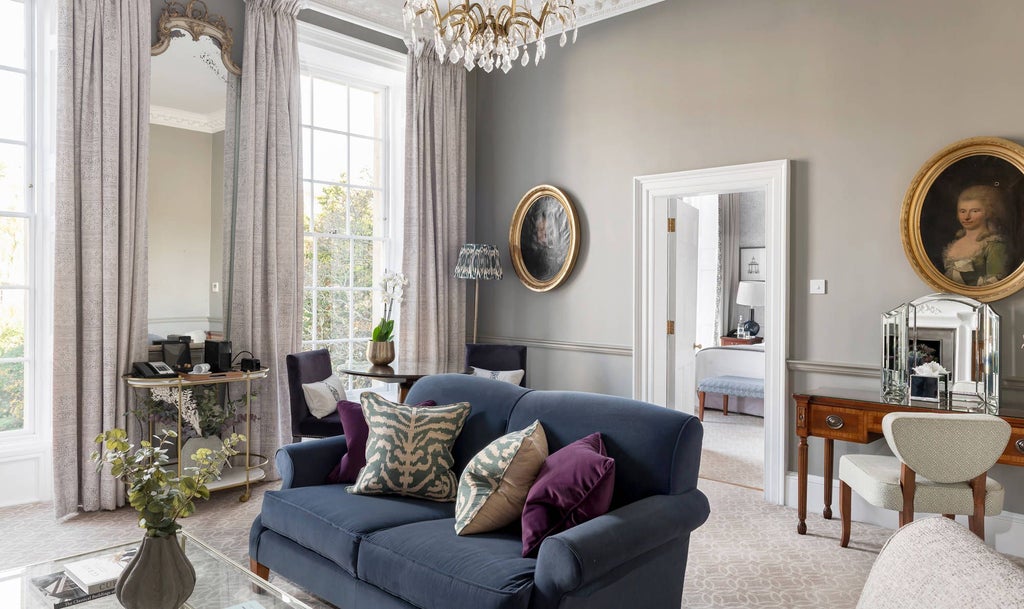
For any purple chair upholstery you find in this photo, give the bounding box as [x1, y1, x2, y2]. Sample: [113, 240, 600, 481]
[465, 343, 527, 387]
[286, 349, 344, 443]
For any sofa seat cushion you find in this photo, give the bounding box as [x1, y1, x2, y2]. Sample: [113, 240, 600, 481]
[359, 519, 535, 609]
[260, 486, 454, 576]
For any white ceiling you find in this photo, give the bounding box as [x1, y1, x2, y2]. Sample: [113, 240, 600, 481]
[309, 0, 666, 38]
[151, 34, 229, 132]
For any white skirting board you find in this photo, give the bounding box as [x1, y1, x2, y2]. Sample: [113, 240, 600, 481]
[784, 472, 1024, 558]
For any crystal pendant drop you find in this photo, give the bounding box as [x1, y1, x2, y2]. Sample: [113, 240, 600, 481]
[559, 31, 567, 47]
[573, 27, 578, 44]
[521, 49, 529, 66]
[501, 57, 512, 73]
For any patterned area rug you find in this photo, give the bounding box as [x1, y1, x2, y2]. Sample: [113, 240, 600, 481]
[699, 410, 765, 490]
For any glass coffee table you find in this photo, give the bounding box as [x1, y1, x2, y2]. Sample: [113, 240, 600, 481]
[0, 530, 312, 609]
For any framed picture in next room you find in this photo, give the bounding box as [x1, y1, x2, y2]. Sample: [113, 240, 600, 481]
[739, 247, 765, 281]
[509, 185, 581, 292]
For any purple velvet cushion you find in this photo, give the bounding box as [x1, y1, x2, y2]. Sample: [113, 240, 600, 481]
[327, 399, 436, 483]
[520, 432, 616, 557]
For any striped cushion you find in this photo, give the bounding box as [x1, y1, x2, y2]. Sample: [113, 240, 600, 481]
[697, 375, 764, 399]
[455, 420, 548, 535]
[348, 392, 471, 502]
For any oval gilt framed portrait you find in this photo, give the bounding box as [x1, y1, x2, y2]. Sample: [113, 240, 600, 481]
[509, 185, 580, 292]
[901, 136, 1024, 302]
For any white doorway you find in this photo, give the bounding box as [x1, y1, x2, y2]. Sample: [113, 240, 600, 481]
[632, 160, 789, 505]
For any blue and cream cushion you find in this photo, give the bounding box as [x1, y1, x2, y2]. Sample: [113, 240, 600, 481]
[455, 420, 548, 535]
[471, 367, 526, 386]
[348, 392, 471, 502]
[697, 375, 764, 399]
[300, 374, 347, 419]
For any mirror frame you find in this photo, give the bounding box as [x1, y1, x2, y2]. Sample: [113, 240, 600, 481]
[152, 0, 242, 76]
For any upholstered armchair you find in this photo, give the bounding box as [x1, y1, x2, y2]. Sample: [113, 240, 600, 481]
[465, 343, 528, 387]
[285, 349, 344, 443]
[839, 412, 1010, 546]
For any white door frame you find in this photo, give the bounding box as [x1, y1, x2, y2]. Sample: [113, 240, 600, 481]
[633, 160, 790, 505]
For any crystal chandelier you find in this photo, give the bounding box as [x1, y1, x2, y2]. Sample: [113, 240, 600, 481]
[402, 1, 577, 73]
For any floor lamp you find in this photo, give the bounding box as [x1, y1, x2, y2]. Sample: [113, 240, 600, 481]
[454, 244, 503, 343]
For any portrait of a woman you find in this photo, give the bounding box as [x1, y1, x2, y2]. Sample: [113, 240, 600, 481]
[942, 184, 1012, 286]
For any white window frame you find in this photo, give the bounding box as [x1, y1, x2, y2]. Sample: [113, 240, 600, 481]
[0, 0, 55, 506]
[297, 22, 406, 390]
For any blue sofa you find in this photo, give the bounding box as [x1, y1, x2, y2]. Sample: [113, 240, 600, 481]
[249, 374, 710, 609]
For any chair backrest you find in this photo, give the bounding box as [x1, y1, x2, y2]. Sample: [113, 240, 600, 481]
[882, 412, 1010, 483]
[285, 349, 333, 435]
[465, 343, 528, 387]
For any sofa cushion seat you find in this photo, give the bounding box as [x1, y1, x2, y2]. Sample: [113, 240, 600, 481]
[260, 486, 455, 576]
[358, 519, 535, 609]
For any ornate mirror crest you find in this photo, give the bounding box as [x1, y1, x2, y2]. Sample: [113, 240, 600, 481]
[152, 0, 242, 76]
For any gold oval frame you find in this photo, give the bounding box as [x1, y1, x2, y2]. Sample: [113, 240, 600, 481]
[509, 185, 581, 292]
[901, 136, 1024, 302]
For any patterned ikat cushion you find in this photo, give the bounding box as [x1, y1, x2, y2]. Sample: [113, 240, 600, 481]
[454, 420, 548, 535]
[347, 392, 470, 502]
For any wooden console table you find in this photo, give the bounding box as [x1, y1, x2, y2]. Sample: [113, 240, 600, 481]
[793, 389, 1024, 535]
[720, 336, 763, 346]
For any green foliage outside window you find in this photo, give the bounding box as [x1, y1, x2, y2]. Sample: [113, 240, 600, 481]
[0, 319, 24, 432]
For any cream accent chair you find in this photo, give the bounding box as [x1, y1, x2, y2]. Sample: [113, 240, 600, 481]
[856, 517, 1024, 609]
[839, 412, 1010, 547]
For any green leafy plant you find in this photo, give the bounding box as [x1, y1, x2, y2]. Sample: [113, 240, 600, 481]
[91, 429, 243, 537]
[134, 386, 254, 439]
[371, 270, 408, 342]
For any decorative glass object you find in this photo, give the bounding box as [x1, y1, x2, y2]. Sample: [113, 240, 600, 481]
[881, 293, 1000, 413]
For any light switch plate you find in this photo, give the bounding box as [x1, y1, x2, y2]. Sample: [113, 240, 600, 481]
[809, 279, 827, 294]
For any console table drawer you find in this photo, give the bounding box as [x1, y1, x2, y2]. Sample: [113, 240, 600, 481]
[808, 406, 867, 441]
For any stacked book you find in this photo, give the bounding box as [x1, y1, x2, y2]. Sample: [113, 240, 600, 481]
[30, 548, 135, 608]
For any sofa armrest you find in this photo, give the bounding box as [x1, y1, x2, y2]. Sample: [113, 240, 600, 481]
[276, 435, 348, 490]
[534, 489, 710, 597]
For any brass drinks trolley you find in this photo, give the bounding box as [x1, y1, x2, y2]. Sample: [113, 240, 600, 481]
[124, 368, 269, 501]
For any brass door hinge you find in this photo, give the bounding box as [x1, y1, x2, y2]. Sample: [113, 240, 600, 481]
[667, 218, 676, 233]
[667, 320, 675, 335]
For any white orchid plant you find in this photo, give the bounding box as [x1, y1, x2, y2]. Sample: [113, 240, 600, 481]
[372, 270, 408, 343]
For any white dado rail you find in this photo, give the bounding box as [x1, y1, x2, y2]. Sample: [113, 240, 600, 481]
[787, 359, 1024, 392]
[476, 335, 633, 357]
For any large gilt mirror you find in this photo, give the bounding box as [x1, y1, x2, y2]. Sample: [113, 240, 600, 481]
[148, 0, 241, 347]
[882, 293, 999, 413]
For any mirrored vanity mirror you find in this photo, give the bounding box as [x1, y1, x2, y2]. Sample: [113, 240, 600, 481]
[882, 293, 1000, 412]
[148, 0, 241, 348]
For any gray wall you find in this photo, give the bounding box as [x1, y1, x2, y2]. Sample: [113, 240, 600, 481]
[472, 0, 1024, 507]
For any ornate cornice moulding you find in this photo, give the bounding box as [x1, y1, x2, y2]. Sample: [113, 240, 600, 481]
[150, 105, 226, 134]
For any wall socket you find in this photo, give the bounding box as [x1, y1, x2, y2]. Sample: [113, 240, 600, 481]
[212, 282, 220, 293]
[809, 279, 827, 294]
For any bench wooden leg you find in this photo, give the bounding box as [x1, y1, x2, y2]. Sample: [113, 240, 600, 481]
[722, 394, 729, 416]
[839, 480, 851, 547]
[250, 558, 270, 580]
[698, 391, 706, 421]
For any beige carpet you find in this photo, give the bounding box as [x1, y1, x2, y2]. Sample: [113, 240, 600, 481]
[0, 475, 895, 609]
[699, 410, 765, 490]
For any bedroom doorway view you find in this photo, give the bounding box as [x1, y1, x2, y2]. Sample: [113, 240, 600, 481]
[689, 191, 766, 491]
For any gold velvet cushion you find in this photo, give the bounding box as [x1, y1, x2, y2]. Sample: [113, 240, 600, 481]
[455, 420, 548, 535]
[347, 392, 471, 502]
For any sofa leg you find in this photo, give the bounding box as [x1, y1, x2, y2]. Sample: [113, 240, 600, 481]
[250, 558, 270, 580]
[722, 394, 729, 416]
[697, 392, 706, 421]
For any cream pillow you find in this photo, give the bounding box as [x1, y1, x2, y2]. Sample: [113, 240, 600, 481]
[471, 367, 525, 385]
[455, 420, 548, 535]
[301, 374, 347, 419]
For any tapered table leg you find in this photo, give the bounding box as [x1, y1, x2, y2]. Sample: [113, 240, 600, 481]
[823, 438, 834, 520]
[798, 435, 808, 535]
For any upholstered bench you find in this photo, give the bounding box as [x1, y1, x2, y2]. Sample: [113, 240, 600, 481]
[697, 375, 764, 420]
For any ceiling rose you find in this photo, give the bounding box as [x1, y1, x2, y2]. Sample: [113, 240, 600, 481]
[402, 1, 577, 73]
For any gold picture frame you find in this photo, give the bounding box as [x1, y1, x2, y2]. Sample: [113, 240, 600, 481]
[901, 136, 1024, 302]
[509, 185, 581, 292]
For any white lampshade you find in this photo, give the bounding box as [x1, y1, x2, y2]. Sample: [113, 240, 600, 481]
[736, 281, 765, 307]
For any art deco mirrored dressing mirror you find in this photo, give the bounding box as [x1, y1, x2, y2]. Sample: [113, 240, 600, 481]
[148, 0, 241, 341]
[882, 293, 1000, 412]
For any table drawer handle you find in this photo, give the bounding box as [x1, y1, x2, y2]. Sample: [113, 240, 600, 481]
[1016, 439, 1024, 454]
[825, 415, 845, 430]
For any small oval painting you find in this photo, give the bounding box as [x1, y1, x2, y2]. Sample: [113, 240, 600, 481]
[509, 185, 580, 292]
[901, 137, 1024, 302]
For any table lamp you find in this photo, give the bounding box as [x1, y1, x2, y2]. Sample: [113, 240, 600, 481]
[454, 244, 503, 343]
[735, 280, 766, 336]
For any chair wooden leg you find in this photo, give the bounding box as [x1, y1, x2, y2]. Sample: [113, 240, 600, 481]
[839, 480, 852, 547]
[250, 558, 270, 580]
[698, 391, 706, 421]
[968, 473, 986, 540]
[899, 463, 916, 528]
[722, 394, 729, 416]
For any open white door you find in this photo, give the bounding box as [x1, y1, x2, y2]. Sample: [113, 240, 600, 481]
[671, 200, 699, 413]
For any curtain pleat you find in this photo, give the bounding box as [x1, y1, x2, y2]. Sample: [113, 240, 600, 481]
[718, 194, 740, 342]
[53, 0, 151, 517]
[399, 50, 468, 368]
[226, 0, 303, 478]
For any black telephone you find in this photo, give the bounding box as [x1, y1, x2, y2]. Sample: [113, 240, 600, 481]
[132, 361, 178, 378]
